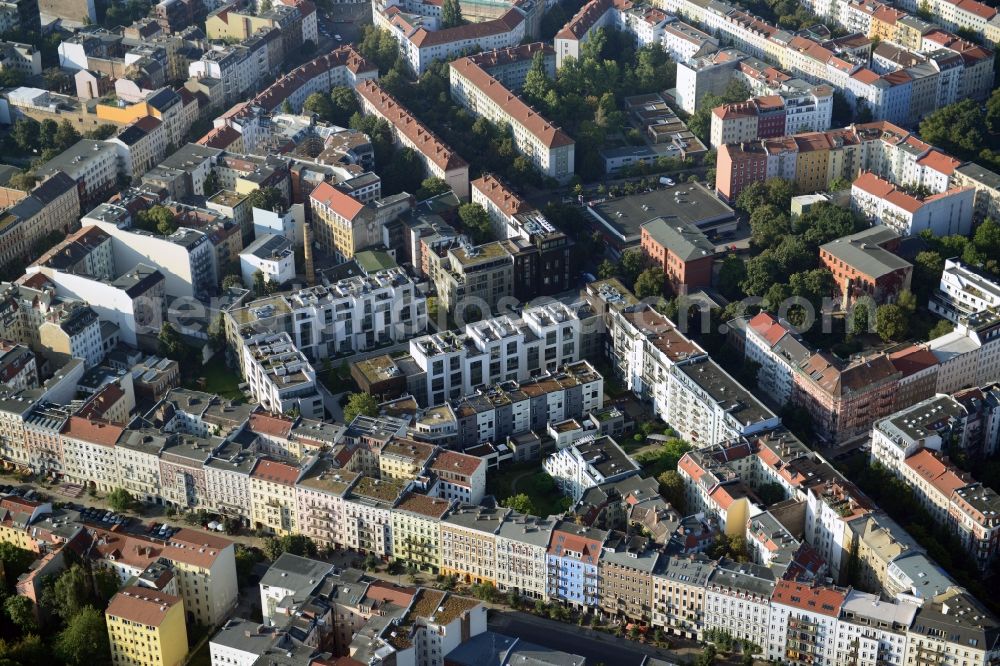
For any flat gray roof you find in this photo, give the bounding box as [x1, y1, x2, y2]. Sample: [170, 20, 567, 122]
[587, 183, 734, 247]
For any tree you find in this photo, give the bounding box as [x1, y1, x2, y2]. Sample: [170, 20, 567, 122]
[343, 392, 379, 424]
[913, 251, 944, 298]
[416, 177, 450, 200]
[235, 545, 263, 585]
[54, 120, 81, 152]
[329, 86, 360, 127]
[757, 482, 785, 505]
[357, 26, 400, 74]
[634, 267, 665, 298]
[657, 470, 685, 512]
[0, 543, 34, 588]
[0, 67, 23, 86]
[262, 534, 318, 560]
[919, 99, 986, 158]
[10, 118, 39, 152]
[222, 274, 243, 291]
[83, 124, 117, 140]
[597, 259, 617, 280]
[107, 488, 134, 513]
[850, 301, 872, 337]
[4, 594, 36, 632]
[252, 270, 267, 297]
[158, 323, 186, 361]
[741, 254, 780, 297]
[501, 493, 536, 515]
[441, 0, 463, 26]
[929, 318, 954, 339]
[92, 568, 119, 605]
[247, 186, 285, 214]
[749, 205, 791, 248]
[135, 205, 177, 235]
[281, 98, 293, 113]
[522, 51, 552, 105]
[7, 171, 36, 192]
[203, 170, 220, 196]
[55, 607, 110, 666]
[875, 304, 908, 342]
[619, 249, 648, 285]
[303, 91, 335, 122]
[717, 255, 747, 300]
[43, 564, 93, 621]
[457, 203, 494, 244]
[897, 289, 917, 315]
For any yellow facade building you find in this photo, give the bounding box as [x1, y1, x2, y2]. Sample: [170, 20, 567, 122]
[106, 586, 188, 666]
[391, 492, 449, 572]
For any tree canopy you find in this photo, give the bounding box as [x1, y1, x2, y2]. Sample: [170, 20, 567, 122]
[343, 392, 379, 424]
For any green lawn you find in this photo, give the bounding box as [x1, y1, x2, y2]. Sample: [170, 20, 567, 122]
[489, 465, 572, 517]
[185, 355, 243, 400]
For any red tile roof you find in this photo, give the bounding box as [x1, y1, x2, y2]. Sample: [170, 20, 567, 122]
[904, 449, 971, 497]
[249, 411, 295, 439]
[309, 181, 365, 220]
[62, 416, 124, 447]
[250, 458, 301, 486]
[771, 580, 845, 617]
[430, 450, 482, 478]
[106, 586, 182, 626]
[355, 79, 468, 172]
[471, 174, 534, 217]
[450, 57, 574, 149]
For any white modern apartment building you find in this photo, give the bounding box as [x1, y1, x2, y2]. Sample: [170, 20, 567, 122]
[239, 332, 323, 419]
[930, 259, 1000, 324]
[239, 234, 295, 289]
[666, 356, 781, 448]
[450, 56, 575, 183]
[407, 301, 589, 406]
[229, 267, 426, 361]
[870, 394, 968, 472]
[542, 435, 640, 500]
[851, 172, 975, 237]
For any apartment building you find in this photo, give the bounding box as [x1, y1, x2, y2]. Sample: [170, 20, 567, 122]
[639, 217, 716, 293]
[820, 226, 913, 307]
[953, 162, 1000, 224]
[792, 351, 901, 445]
[239, 332, 323, 419]
[737, 312, 811, 407]
[34, 140, 118, 208]
[106, 587, 188, 666]
[429, 449, 486, 505]
[543, 436, 640, 500]
[494, 512, 554, 600]
[597, 532, 659, 622]
[203, 46, 376, 153]
[905, 591, 1000, 666]
[0, 171, 80, 275]
[851, 171, 975, 237]
[405, 301, 592, 406]
[710, 87, 834, 148]
[228, 268, 426, 362]
[546, 520, 607, 608]
[343, 475, 404, 557]
[391, 491, 450, 572]
[250, 458, 300, 535]
[376, 2, 526, 75]
[767, 581, 846, 665]
[930, 259, 1000, 324]
[109, 116, 168, 181]
[450, 56, 575, 183]
[703, 560, 776, 652]
[308, 182, 409, 261]
[355, 79, 470, 200]
[294, 458, 355, 549]
[470, 174, 573, 297]
[239, 234, 294, 288]
[440, 505, 508, 584]
[650, 554, 715, 639]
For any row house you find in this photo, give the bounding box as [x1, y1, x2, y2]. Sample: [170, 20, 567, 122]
[440, 505, 508, 585]
[546, 520, 607, 608]
[343, 475, 406, 558]
[494, 512, 555, 599]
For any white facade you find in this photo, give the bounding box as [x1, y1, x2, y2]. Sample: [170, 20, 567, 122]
[408, 301, 587, 406]
[240, 332, 323, 419]
[930, 258, 1000, 324]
